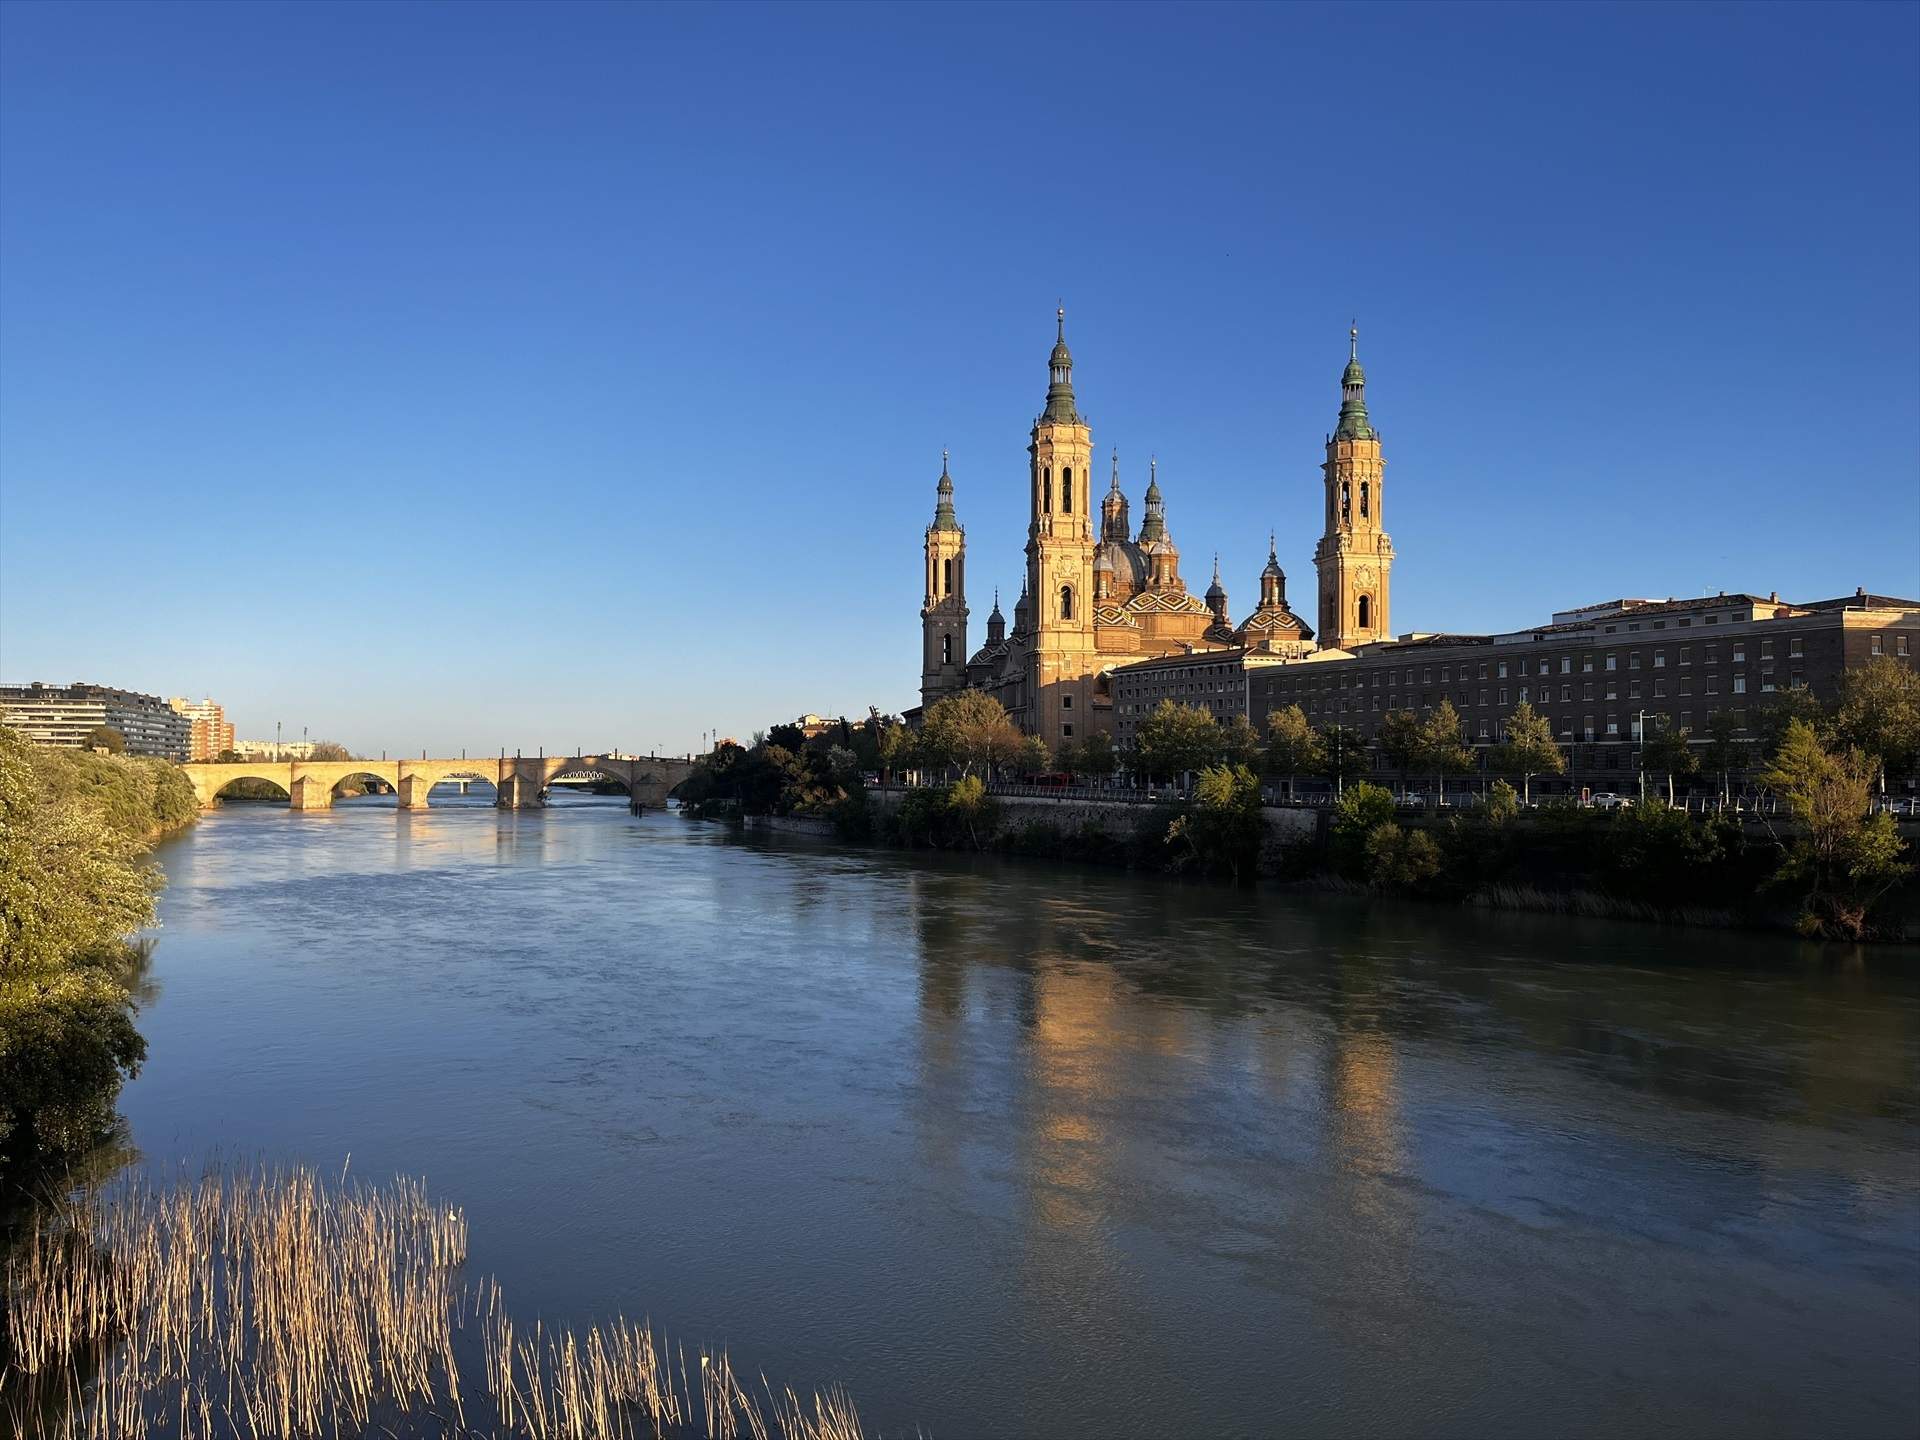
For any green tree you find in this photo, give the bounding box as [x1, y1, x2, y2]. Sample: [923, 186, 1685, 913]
[1761, 720, 1909, 938]
[1263, 704, 1326, 801]
[1018, 734, 1053, 776]
[1218, 714, 1262, 771]
[1484, 778, 1520, 824]
[1132, 700, 1221, 784]
[765, 723, 807, 753]
[83, 726, 125, 755]
[1701, 710, 1747, 806]
[1166, 764, 1265, 880]
[920, 691, 1025, 776]
[1833, 656, 1920, 791]
[1639, 721, 1698, 805]
[1376, 709, 1422, 798]
[878, 723, 920, 779]
[1754, 685, 1827, 760]
[1417, 700, 1474, 805]
[1055, 737, 1083, 775]
[1488, 702, 1564, 805]
[945, 774, 995, 849]
[1329, 781, 1396, 878]
[1319, 724, 1369, 795]
[1077, 731, 1118, 779]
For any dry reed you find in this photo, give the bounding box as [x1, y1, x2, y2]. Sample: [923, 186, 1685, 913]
[2, 1165, 871, 1440]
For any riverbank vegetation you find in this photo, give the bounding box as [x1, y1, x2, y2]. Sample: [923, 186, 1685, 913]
[688, 672, 1917, 939]
[3, 1164, 867, 1439]
[0, 729, 194, 1196]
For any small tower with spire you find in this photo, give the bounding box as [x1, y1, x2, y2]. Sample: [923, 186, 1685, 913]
[921, 449, 969, 707]
[985, 587, 1006, 645]
[1259, 532, 1287, 610]
[1101, 448, 1130, 541]
[1313, 324, 1393, 649]
[1205, 553, 1230, 628]
[1137, 456, 1182, 591]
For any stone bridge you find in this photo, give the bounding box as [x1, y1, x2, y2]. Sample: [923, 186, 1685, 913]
[180, 754, 699, 813]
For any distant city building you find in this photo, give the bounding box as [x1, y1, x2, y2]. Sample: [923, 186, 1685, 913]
[168, 696, 235, 761]
[238, 739, 316, 761]
[794, 714, 837, 739]
[1, 681, 190, 759]
[1248, 589, 1919, 794]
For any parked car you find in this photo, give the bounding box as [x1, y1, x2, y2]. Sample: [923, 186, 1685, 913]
[1589, 792, 1630, 810]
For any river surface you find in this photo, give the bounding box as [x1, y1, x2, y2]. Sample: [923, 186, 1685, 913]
[126, 795, 1920, 1439]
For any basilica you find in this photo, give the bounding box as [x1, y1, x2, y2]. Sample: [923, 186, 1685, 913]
[918, 310, 1394, 751]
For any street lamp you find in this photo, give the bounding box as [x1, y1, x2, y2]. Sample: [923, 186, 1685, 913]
[1636, 708, 1648, 803]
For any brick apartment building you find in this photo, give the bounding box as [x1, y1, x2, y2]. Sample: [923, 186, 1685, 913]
[1245, 589, 1918, 794]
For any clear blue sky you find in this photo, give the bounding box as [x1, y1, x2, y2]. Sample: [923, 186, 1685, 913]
[3, 1, 1916, 756]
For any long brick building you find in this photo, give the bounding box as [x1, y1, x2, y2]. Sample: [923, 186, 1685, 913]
[1247, 589, 1918, 794]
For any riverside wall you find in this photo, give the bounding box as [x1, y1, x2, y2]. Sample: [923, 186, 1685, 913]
[865, 787, 1321, 844]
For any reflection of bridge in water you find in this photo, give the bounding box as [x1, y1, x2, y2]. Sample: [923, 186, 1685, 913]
[180, 753, 700, 814]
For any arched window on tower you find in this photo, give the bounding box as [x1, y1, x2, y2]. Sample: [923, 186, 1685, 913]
[1360, 481, 1369, 518]
[942, 635, 953, 665]
[942, 558, 953, 595]
[1060, 585, 1074, 620]
[1062, 467, 1072, 513]
[1341, 480, 1351, 523]
[1043, 467, 1052, 514]
[1357, 594, 1372, 630]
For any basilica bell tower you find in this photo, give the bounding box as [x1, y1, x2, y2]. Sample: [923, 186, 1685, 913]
[1025, 307, 1097, 751]
[1313, 326, 1393, 650]
[920, 451, 968, 707]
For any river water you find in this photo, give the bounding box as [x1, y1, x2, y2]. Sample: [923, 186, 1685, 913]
[126, 795, 1920, 1439]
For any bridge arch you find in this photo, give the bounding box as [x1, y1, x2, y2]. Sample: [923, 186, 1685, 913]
[206, 771, 292, 805]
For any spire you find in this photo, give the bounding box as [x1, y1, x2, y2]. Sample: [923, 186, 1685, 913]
[1260, 531, 1286, 607]
[1336, 324, 1375, 440]
[930, 449, 961, 531]
[1205, 552, 1226, 607]
[1137, 456, 1168, 544]
[1100, 447, 1130, 541]
[1043, 304, 1078, 423]
[986, 586, 1006, 642]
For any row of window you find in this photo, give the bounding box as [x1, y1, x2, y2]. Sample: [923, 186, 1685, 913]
[1283, 666, 1793, 716]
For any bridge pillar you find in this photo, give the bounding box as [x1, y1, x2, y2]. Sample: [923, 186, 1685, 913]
[398, 774, 433, 810]
[497, 774, 545, 809]
[289, 775, 333, 811]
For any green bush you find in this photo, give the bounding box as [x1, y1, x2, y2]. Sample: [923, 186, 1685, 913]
[1166, 764, 1265, 880]
[1364, 821, 1444, 890]
[1, 729, 168, 1187]
[1329, 782, 1396, 879]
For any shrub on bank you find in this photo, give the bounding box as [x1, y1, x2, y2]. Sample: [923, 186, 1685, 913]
[0, 728, 169, 1188]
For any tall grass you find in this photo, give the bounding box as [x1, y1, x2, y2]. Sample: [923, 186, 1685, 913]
[3, 1165, 870, 1439]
